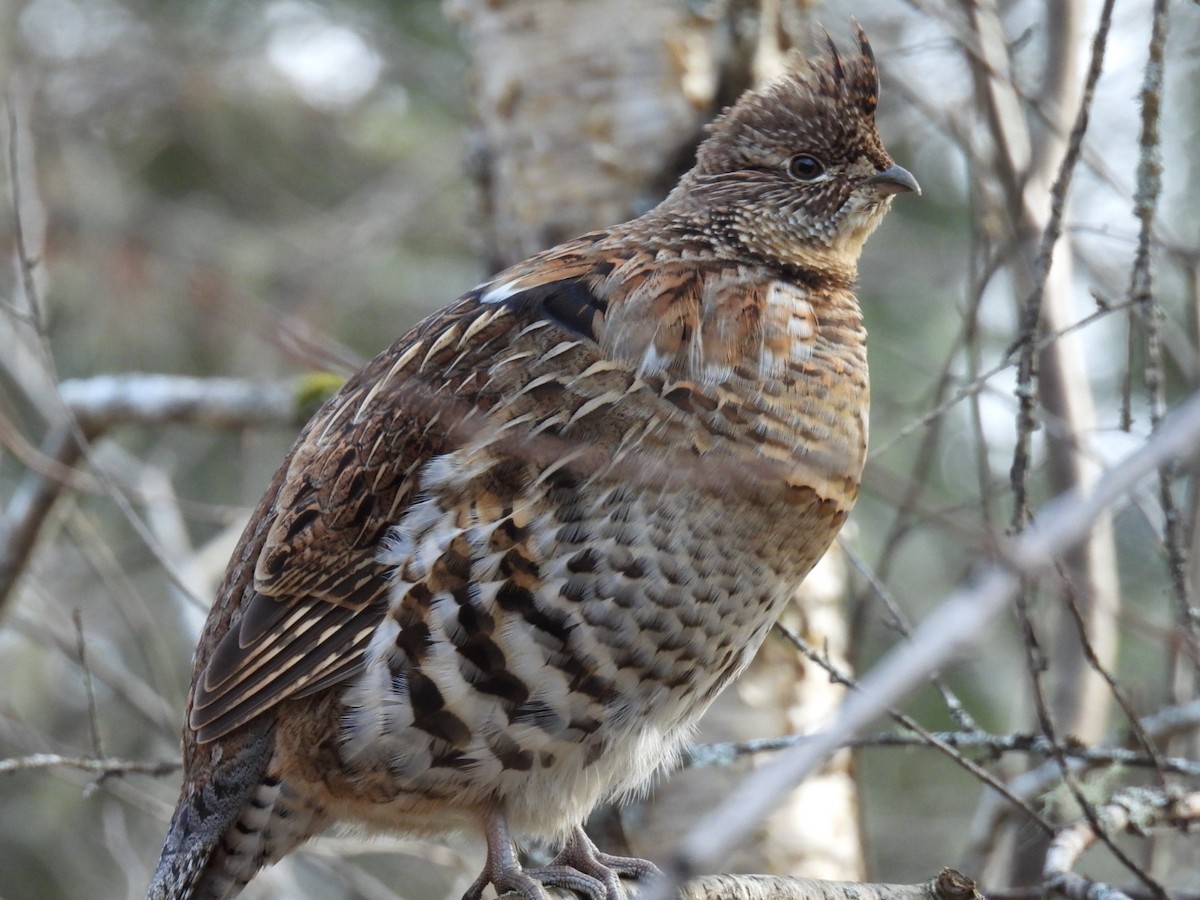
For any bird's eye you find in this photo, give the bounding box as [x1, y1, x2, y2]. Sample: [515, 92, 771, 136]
[787, 154, 825, 181]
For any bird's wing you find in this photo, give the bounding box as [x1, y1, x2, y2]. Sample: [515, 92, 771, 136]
[483, 239, 781, 378]
[187, 243, 642, 744]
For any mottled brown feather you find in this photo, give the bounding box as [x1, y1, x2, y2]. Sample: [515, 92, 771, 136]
[190, 300, 487, 740]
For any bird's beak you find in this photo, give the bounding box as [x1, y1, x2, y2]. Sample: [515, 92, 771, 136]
[866, 165, 921, 196]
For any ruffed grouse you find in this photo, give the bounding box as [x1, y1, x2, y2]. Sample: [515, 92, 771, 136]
[148, 26, 918, 900]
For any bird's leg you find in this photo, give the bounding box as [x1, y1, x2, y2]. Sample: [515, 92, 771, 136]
[462, 811, 609, 900]
[546, 827, 662, 895]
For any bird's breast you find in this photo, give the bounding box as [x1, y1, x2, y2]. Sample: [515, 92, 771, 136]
[327, 305, 866, 834]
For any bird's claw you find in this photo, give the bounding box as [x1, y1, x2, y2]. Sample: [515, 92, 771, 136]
[465, 820, 658, 900]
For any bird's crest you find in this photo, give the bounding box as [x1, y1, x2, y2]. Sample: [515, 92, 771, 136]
[777, 21, 879, 118]
[694, 28, 883, 184]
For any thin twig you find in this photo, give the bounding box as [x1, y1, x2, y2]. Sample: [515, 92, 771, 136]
[841, 542, 978, 731]
[775, 620, 1056, 835]
[0, 753, 178, 778]
[871, 299, 1130, 462]
[1055, 566, 1170, 787]
[1013, 581, 1167, 898]
[1006, 0, 1117, 529]
[73, 610, 105, 762]
[6, 88, 42, 327]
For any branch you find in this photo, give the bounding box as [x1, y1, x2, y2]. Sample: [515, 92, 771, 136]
[0, 373, 321, 617]
[1128, 0, 1194, 649]
[55, 373, 317, 432]
[1043, 790, 1200, 900]
[0, 753, 178, 778]
[0, 422, 89, 619]
[686, 718, 1200, 779]
[962, 699, 1200, 874]
[6, 82, 45, 327]
[502, 869, 983, 900]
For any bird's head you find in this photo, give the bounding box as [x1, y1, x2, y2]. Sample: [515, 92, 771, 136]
[679, 24, 918, 277]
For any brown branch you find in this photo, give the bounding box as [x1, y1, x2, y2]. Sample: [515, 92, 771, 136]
[73, 609, 105, 761]
[1056, 568, 1171, 786]
[1012, 583, 1166, 898]
[962, 697, 1200, 875]
[0, 423, 87, 618]
[842, 541, 977, 731]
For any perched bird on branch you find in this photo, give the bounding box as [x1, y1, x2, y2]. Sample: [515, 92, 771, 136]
[148, 24, 917, 900]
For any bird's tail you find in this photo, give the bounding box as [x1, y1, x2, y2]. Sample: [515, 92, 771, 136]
[146, 727, 323, 899]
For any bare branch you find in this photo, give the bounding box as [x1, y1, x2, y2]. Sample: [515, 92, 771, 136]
[1043, 791, 1200, 900]
[962, 699, 1200, 874]
[503, 869, 983, 900]
[5, 82, 44, 327]
[1011, 582, 1164, 896]
[1126, 0, 1194, 652]
[0, 753, 178, 778]
[0, 374, 315, 616]
[686, 718, 1200, 780]
[0, 423, 87, 616]
[73, 609, 105, 762]
[994, 0, 1115, 528]
[56, 374, 314, 433]
[770, 621, 1050, 835]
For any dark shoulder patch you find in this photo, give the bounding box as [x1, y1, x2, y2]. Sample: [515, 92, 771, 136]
[504, 280, 608, 343]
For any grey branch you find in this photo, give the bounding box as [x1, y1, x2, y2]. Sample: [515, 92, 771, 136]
[0, 753, 179, 778]
[0, 373, 317, 616]
[961, 698, 1200, 872]
[1043, 790, 1200, 900]
[503, 869, 982, 900]
[687, 709, 1200, 778]
[56, 373, 312, 432]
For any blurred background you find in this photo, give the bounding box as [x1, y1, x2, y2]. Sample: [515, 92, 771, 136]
[1, 0, 1199, 898]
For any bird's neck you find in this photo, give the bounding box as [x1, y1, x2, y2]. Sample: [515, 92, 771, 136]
[626, 196, 860, 294]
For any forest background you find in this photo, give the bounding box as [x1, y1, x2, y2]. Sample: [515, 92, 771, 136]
[1, 1, 1199, 898]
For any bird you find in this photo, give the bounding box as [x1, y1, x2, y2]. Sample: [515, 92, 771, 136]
[147, 24, 918, 900]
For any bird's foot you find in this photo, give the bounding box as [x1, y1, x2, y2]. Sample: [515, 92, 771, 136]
[463, 817, 659, 900]
[463, 863, 607, 900]
[546, 827, 661, 896]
